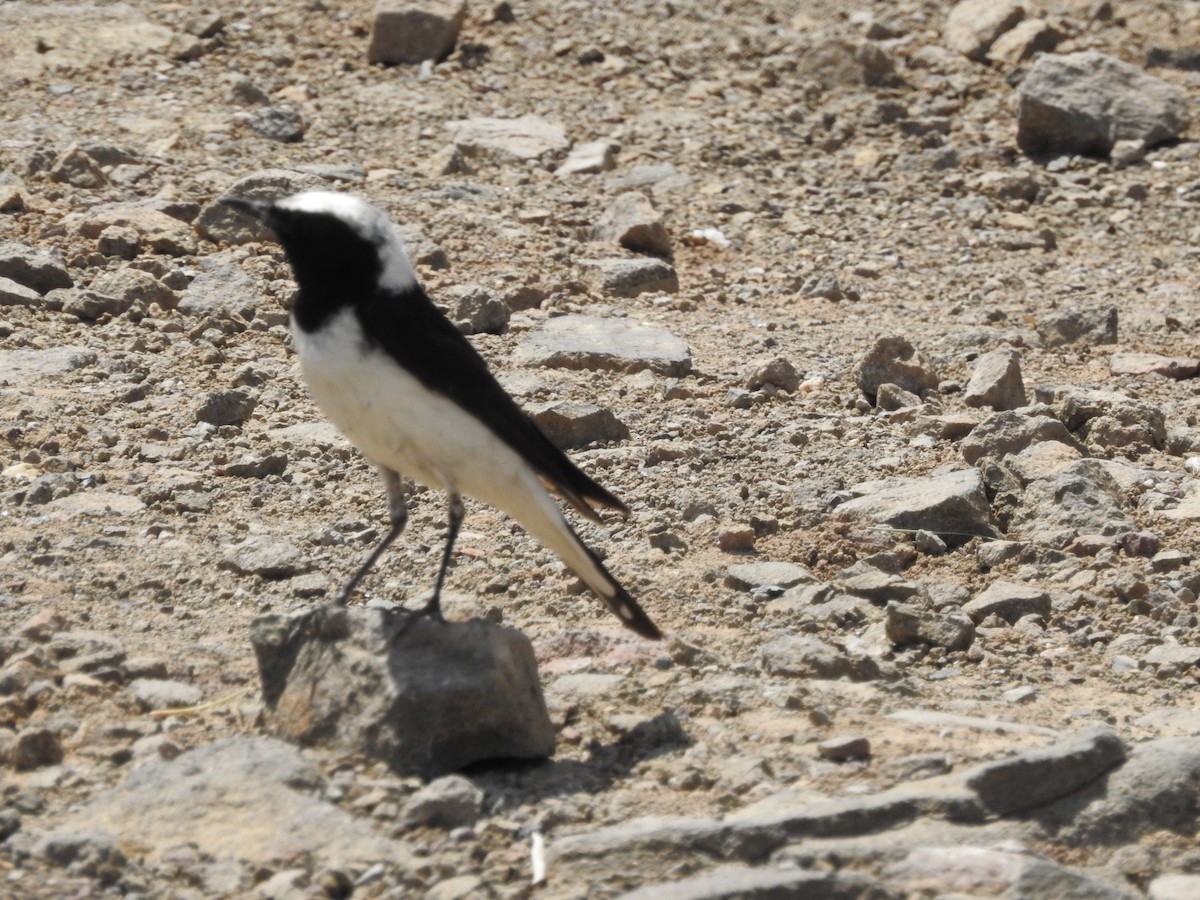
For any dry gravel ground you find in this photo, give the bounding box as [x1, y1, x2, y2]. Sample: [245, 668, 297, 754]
[1, 0, 1200, 897]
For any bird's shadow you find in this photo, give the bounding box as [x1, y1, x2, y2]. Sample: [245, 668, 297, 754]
[461, 710, 693, 806]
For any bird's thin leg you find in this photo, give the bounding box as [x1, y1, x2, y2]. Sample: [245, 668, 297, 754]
[420, 491, 463, 622]
[332, 468, 407, 606]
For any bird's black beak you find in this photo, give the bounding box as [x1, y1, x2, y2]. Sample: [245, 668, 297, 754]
[220, 195, 274, 225]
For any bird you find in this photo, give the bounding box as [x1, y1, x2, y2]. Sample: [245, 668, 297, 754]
[222, 190, 662, 640]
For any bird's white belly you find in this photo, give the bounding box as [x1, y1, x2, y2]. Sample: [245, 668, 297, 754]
[290, 308, 527, 497]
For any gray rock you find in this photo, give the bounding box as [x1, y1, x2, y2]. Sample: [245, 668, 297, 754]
[745, 357, 800, 393]
[1143, 643, 1200, 669]
[445, 114, 568, 162]
[962, 581, 1050, 625]
[833, 469, 995, 545]
[90, 268, 177, 311]
[760, 635, 882, 681]
[54, 736, 408, 867]
[1058, 389, 1166, 453]
[798, 271, 843, 300]
[220, 534, 307, 579]
[38, 831, 127, 880]
[965, 727, 1125, 816]
[616, 867, 896, 900]
[1010, 460, 1133, 546]
[1018, 52, 1191, 158]
[1149, 875, 1200, 900]
[0, 240, 72, 294]
[529, 401, 630, 449]
[835, 565, 923, 605]
[943, 0, 1025, 62]
[2, 726, 63, 770]
[961, 409, 1083, 465]
[195, 388, 257, 426]
[198, 169, 326, 243]
[367, 0, 467, 65]
[178, 260, 271, 319]
[0, 346, 96, 383]
[49, 144, 107, 188]
[250, 606, 554, 777]
[876, 383, 922, 410]
[885, 602, 975, 651]
[96, 224, 141, 259]
[1038, 736, 1200, 847]
[515, 314, 691, 376]
[818, 735, 871, 763]
[52, 288, 124, 320]
[989, 18, 1065, 66]
[396, 224, 450, 270]
[964, 348, 1026, 411]
[885, 846, 1135, 899]
[853, 336, 939, 402]
[725, 562, 815, 593]
[248, 105, 305, 143]
[129, 678, 203, 712]
[399, 774, 484, 829]
[591, 192, 672, 257]
[579, 257, 679, 298]
[1036, 305, 1118, 347]
[444, 282, 509, 335]
[74, 202, 198, 256]
[0, 275, 41, 307]
[556, 140, 618, 177]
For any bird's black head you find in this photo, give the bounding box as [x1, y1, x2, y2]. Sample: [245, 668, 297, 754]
[221, 190, 418, 330]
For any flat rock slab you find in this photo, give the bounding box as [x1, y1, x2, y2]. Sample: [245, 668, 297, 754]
[0, 347, 96, 384]
[515, 314, 691, 376]
[49, 737, 407, 868]
[250, 606, 554, 777]
[0, 3, 175, 80]
[616, 866, 896, 900]
[445, 114, 568, 162]
[833, 469, 995, 545]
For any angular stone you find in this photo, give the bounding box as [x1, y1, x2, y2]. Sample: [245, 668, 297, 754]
[1110, 352, 1200, 380]
[591, 192, 672, 257]
[515, 315, 691, 376]
[944, 0, 1025, 62]
[962, 581, 1050, 625]
[961, 409, 1082, 465]
[1143, 644, 1200, 669]
[886, 846, 1134, 899]
[0, 241, 72, 294]
[49, 144, 107, 189]
[989, 18, 1064, 66]
[250, 606, 554, 777]
[886, 602, 975, 651]
[818, 735, 871, 763]
[745, 357, 800, 393]
[89, 268, 177, 311]
[528, 401, 630, 449]
[556, 140, 618, 177]
[964, 348, 1026, 411]
[75, 204, 198, 256]
[579, 257, 679, 298]
[1058, 389, 1166, 453]
[220, 534, 308, 579]
[1018, 52, 1190, 158]
[445, 114, 568, 162]
[0, 276, 40, 308]
[248, 105, 305, 143]
[198, 170, 326, 244]
[853, 336, 939, 402]
[616, 867, 896, 900]
[1010, 461, 1133, 545]
[399, 774, 484, 829]
[178, 260, 271, 319]
[965, 727, 1125, 815]
[725, 562, 815, 593]
[3, 726, 63, 770]
[1037, 306, 1118, 347]
[129, 678, 203, 712]
[760, 634, 882, 681]
[195, 388, 257, 426]
[367, 0, 467, 65]
[0, 347, 96, 383]
[833, 469, 995, 545]
[54, 737, 407, 866]
[444, 282, 509, 335]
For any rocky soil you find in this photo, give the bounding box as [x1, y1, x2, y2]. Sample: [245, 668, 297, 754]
[2, 0, 1200, 897]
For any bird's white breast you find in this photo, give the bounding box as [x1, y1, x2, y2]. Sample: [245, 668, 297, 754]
[289, 307, 528, 499]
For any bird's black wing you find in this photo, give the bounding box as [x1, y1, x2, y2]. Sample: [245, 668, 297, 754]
[356, 284, 629, 520]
